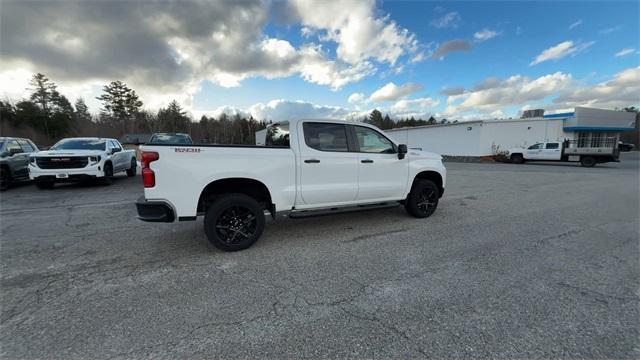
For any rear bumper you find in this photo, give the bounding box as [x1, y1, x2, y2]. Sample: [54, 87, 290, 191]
[136, 196, 175, 222]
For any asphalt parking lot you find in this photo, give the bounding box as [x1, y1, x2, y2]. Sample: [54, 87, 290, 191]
[1, 153, 638, 359]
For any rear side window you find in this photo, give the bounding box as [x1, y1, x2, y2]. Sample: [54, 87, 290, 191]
[5, 140, 22, 153]
[546, 143, 559, 149]
[303, 123, 349, 152]
[17, 139, 35, 152]
[265, 124, 290, 147]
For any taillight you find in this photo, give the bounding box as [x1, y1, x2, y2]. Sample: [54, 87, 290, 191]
[141, 151, 159, 188]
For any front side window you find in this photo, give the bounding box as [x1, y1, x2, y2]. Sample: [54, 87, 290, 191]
[354, 126, 395, 153]
[265, 124, 290, 147]
[303, 123, 348, 152]
[528, 143, 542, 150]
[51, 139, 107, 151]
[545, 143, 559, 149]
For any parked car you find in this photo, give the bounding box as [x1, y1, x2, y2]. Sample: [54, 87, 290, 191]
[29, 137, 137, 189]
[148, 133, 193, 144]
[136, 119, 446, 251]
[0, 137, 39, 191]
[506, 138, 620, 167]
[618, 142, 635, 152]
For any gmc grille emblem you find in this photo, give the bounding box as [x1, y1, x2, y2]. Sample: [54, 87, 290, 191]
[51, 158, 71, 162]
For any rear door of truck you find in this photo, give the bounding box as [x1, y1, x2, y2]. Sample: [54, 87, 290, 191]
[297, 121, 359, 205]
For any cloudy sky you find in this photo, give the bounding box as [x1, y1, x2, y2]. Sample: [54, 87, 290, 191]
[0, 0, 638, 121]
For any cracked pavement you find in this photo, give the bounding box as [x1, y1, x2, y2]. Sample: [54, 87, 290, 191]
[1, 152, 638, 359]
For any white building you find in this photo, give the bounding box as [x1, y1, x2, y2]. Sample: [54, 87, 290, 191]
[385, 107, 636, 157]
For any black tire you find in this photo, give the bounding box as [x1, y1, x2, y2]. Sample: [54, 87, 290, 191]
[510, 153, 525, 164]
[35, 179, 55, 189]
[580, 156, 596, 167]
[101, 162, 113, 185]
[204, 193, 265, 251]
[405, 179, 440, 218]
[126, 158, 137, 177]
[0, 167, 11, 191]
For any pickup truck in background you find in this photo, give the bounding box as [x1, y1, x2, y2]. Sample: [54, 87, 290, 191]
[506, 137, 620, 167]
[29, 137, 137, 189]
[137, 119, 446, 251]
[0, 137, 39, 191]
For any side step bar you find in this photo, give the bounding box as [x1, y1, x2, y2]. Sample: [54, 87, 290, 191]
[288, 202, 399, 219]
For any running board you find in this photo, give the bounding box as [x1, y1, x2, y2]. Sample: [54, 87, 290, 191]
[288, 202, 400, 219]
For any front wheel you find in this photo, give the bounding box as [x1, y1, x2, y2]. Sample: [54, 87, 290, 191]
[126, 158, 137, 177]
[405, 179, 440, 218]
[101, 162, 113, 185]
[204, 194, 265, 251]
[510, 154, 525, 164]
[0, 168, 11, 191]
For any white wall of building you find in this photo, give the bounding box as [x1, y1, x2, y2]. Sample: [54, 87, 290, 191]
[479, 118, 565, 155]
[386, 122, 483, 156]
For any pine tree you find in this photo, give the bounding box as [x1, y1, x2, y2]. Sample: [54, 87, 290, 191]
[96, 80, 143, 134]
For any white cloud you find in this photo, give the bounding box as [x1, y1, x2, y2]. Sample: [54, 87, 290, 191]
[369, 82, 423, 102]
[553, 66, 640, 109]
[600, 26, 622, 35]
[348, 92, 365, 104]
[391, 97, 440, 111]
[568, 19, 582, 30]
[432, 40, 472, 60]
[615, 48, 636, 57]
[430, 12, 461, 29]
[473, 29, 498, 42]
[530, 40, 594, 65]
[444, 72, 573, 115]
[287, 0, 419, 66]
[248, 99, 353, 121]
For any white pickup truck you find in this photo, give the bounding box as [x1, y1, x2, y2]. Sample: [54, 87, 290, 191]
[506, 137, 620, 167]
[136, 119, 446, 251]
[29, 137, 137, 189]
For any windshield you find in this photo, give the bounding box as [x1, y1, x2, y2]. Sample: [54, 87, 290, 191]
[0, 141, 5, 150]
[150, 134, 192, 144]
[51, 139, 106, 151]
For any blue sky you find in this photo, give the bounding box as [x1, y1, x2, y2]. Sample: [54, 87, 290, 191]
[1, 0, 638, 120]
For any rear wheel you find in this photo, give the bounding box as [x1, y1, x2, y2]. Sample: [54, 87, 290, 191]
[580, 156, 596, 167]
[0, 167, 10, 191]
[101, 162, 113, 185]
[35, 179, 55, 189]
[405, 179, 440, 218]
[204, 194, 265, 251]
[510, 154, 525, 164]
[126, 158, 137, 177]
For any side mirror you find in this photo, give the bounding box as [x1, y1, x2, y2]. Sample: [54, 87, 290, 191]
[398, 144, 408, 159]
[111, 148, 121, 154]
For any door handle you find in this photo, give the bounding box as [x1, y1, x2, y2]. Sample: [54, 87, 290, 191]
[304, 159, 320, 163]
[361, 159, 374, 163]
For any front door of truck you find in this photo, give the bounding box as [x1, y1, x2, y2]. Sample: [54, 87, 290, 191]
[298, 122, 359, 205]
[351, 125, 408, 201]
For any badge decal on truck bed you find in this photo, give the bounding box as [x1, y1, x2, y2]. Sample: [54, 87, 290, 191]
[175, 148, 201, 153]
